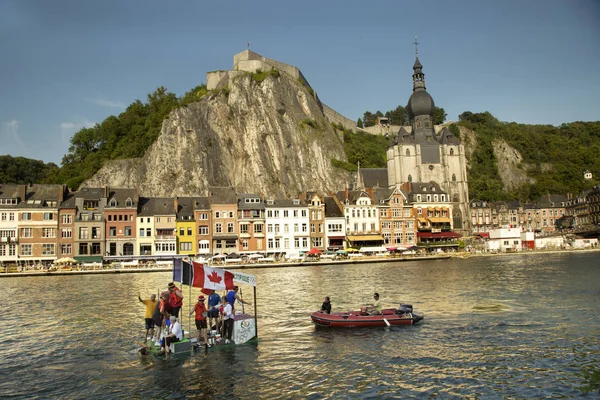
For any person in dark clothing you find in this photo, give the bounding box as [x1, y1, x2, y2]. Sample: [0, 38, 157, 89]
[320, 296, 331, 314]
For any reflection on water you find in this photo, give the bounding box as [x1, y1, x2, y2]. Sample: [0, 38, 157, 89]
[0, 252, 599, 398]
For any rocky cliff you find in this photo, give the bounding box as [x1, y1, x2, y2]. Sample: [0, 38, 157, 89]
[83, 71, 350, 197]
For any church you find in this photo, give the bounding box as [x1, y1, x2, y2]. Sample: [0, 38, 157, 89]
[385, 52, 470, 234]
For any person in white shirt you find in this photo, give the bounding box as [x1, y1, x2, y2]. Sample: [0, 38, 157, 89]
[221, 297, 234, 344]
[162, 316, 183, 359]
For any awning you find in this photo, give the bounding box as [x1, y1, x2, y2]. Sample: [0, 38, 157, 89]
[429, 217, 451, 223]
[417, 232, 462, 239]
[347, 235, 384, 241]
[417, 218, 428, 223]
[327, 236, 345, 240]
[74, 255, 103, 263]
[359, 246, 388, 253]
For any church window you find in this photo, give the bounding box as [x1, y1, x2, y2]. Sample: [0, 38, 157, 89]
[406, 149, 410, 156]
[450, 148, 455, 156]
[416, 120, 421, 128]
[441, 195, 445, 201]
[408, 175, 412, 182]
[452, 174, 456, 182]
[425, 121, 430, 128]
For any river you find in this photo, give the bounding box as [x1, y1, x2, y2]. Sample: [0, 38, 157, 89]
[1, 252, 599, 399]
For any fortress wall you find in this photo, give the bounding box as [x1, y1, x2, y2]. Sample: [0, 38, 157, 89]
[322, 104, 357, 132]
[206, 70, 245, 90]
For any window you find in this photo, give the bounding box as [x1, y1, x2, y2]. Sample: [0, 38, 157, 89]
[254, 224, 263, 233]
[227, 223, 234, 233]
[93, 213, 101, 221]
[450, 148, 455, 156]
[62, 214, 72, 224]
[302, 224, 307, 232]
[198, 241, 209, 250]
[44, 212, 54, 221]
[42, 244, 55, 255]
[294, 237, 300, 248]
[406, 149, 410, 156]
[240, 224, 249, 234]
[301, 210, 307, 217]
[125, 226, 132, 236]
[180, 242, 192, 251]
[215, 223, 222, 233]
[21, 244, 32, 256]
[139, 228, 145, 237]
[284, 238, 290, 249]
[242, 239, 248, 250]
[21, 228, 33, 238]
[199, 226, 209, 235]
[179, 228, 185, 236]
[109, 227, 116, 237]
[452, 174, 456, 182]
[61, 229, 72, 238]
[283, 210, 289, 218]
[198, 213, 208, 220]
[126, 198, 133, 207]
[79, 227, 89, 239]
[22, 212, 32, 221]
[42, 228, 55, 238]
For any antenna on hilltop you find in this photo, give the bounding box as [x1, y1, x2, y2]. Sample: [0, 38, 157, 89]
[414, 36, 419, 56]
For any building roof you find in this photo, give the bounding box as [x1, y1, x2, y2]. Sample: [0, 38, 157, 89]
[0, 184, 23, 199]
[19, 184, 65, 208]
[193, 197, 210, 210]
[106, 188, 138, 208]
[237, 194, 265, 210]
[208, 187, 237, 205]
[264, 199, 305, 208]
[535, 194, 568, 208]
[358, 168, 389, 189]
[176, 197, 198, 219]
[138, 197, 175, 216]
[324, 196, 343, 218]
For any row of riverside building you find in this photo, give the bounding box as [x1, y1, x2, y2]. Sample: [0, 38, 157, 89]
[2, 183, 599, 266]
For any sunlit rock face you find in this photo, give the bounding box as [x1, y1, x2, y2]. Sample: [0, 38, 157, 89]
[83, 72, 350, 198]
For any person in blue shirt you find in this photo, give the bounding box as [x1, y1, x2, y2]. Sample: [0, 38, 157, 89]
[226, 286, 251, 311]
[207, 290, 221, 330]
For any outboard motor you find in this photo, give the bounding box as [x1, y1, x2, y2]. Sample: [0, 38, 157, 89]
[399, 304, 413, 314]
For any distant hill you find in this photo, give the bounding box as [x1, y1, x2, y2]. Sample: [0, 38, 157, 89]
[0, 155, 58, 184]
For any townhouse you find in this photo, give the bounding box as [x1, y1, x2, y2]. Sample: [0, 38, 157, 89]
[304, 192, 326, 250]
[105, 188, 138, 256]
[265, 198, 310, 258]
[0, 184, 23, 264]
[209, 187, 238, 255]
[335, 189, 383, 248]
[237, 194, 266, 254]
[323, 196, 345, 250]
[194, 197, 212, 256]
[175, 197, 197, 256]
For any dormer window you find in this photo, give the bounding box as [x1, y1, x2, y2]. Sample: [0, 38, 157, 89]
[125, 198, 133, 207]
[267, 200, 274, 205]
[293, 199, 300, 205]
[109, 198, 117, 207]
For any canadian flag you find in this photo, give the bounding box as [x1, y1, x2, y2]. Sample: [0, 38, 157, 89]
[192, 262, 235, 292]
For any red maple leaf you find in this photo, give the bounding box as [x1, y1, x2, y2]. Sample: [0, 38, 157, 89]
[207, 271, 222, 284]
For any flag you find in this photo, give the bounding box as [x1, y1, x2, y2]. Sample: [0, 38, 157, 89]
[173, 258, 183, 282]
[193, 262, 235, 291]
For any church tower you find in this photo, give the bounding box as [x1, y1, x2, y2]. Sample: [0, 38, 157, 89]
[386, 41, 470, 234]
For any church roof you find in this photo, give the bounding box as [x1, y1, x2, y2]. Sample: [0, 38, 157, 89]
[438, 127, 461, 145]
[358, 168, 389, 189]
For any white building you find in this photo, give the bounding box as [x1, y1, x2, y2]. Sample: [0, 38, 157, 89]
[487, 227, 522, 252]
[335, 189, 383, 248]
[265, 199, 310, 258]
[324, 196, 346, 250]
[0, 184, 22, 264]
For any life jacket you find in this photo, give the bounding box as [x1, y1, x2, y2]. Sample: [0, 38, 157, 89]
[169, 287, 183, 308]
[194, 303, 206, 321]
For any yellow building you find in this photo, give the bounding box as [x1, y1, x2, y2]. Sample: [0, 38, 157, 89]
[176, 197, 197, 256]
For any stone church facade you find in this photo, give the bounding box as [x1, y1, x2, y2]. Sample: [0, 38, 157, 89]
[386, 55, 470, 234]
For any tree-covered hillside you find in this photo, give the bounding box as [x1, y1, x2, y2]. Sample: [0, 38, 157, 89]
[0, 156, 58, 184]
[459, 112, 600, 201]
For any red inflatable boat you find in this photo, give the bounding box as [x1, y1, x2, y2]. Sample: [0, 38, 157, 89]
[311, 304, 424, 328]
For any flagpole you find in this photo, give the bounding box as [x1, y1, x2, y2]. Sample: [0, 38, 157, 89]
[188, 257, 192, 340]
[253, 286, 258, 340]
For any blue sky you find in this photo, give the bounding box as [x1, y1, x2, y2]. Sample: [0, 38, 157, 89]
[1, 0, 599, 165]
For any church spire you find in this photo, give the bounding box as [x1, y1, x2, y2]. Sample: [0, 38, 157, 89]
[412, 36, 425, 92]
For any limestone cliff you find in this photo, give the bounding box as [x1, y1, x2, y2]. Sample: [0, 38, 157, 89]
[82, 70, 350, 198]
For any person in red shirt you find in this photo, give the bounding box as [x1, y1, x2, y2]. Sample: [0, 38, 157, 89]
[167, 282, 184, 318]
[190, 296, 209, 346]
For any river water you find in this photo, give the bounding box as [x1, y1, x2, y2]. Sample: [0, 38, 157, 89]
[1, 252, 599, 399]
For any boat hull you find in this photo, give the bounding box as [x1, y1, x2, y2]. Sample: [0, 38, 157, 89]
[311, 309, 423, 328]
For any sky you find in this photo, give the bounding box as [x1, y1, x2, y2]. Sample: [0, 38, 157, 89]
[1, 0, 599, 165]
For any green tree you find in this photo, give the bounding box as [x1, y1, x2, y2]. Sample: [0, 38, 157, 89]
[357, 118, 363, 128]
[433, 107, 447, 125]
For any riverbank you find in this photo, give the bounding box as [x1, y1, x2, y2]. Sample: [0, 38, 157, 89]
[0, 254, 451, 278]
[2, 248, 598, 278]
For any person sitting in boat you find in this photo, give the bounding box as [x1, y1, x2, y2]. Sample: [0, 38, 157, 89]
[138, 293, 157, 342]
[167, 282, 184, 318]
[161, 316, 183, 359]
[320, 296, 331, 314]
[190, 296, 209, 347]
[207, 290, 221, 330]
[372, 293, 382, 314]
[226, 286, 251, 311]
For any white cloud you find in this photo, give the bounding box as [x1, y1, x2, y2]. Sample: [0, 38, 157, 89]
[60, 119, 96, 142]
[3, 120, 28, 155]
[83, 97, 125, 108]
